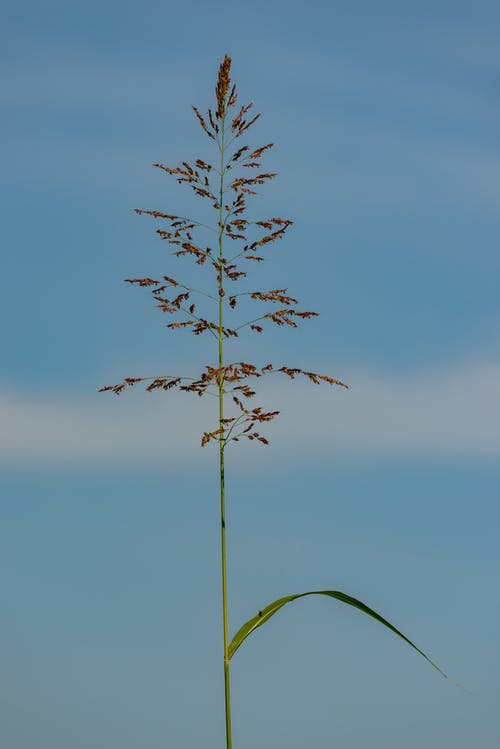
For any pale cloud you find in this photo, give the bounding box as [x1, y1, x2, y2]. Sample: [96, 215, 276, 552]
[1, 360, 498, 467]
[0, 386, 211, 467]
[270, 359, 500, 458]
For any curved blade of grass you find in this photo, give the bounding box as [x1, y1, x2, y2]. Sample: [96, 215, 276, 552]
[228, 590, 446, 677]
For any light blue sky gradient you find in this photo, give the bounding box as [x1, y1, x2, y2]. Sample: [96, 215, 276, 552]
[1, 1, 499, 747]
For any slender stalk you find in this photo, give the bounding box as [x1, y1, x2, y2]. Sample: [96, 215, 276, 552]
[218, 111, 232, 749]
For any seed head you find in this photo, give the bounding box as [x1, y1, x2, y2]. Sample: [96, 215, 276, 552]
[216, 54, 232, 119]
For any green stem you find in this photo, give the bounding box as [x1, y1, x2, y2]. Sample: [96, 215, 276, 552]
[218, 111, 232, 749]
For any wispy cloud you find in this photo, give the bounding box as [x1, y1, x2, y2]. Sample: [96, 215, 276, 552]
[271, 359, 500, 458]
[1, 360, 499, 467]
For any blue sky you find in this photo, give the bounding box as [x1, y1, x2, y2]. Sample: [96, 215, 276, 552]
[1, 1, 499, 747]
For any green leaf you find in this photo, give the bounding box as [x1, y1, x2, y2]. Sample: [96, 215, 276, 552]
[228, 589, 446, 677]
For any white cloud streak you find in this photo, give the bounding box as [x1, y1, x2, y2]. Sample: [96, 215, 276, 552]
[1, 360, 499, 467]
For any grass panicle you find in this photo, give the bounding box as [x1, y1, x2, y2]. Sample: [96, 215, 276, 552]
[101, 55, 446, 749]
